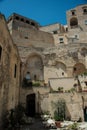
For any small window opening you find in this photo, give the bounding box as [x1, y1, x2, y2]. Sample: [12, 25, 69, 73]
[26, 20, 30, 24]
[31, 22, 35, 26]
[72, 11, 75, 15]
[0, 46, 2, 61]
[59, 38, 64, 43]
[66, 28, 68, 32]
[14, 64, 17, 78]
[83, 8, 87, 14]
[34, 75, 37, 81]
[21, 18, 24, 22]
[24, 36, 28, 39]
[15, 16, 19, 20]
[73, 67, 77, 71]
[53, 31, 57, 34]
[62, 72, 64, 76]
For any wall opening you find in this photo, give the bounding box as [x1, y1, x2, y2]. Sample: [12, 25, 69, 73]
[0, 46, 2, 61]
[84, 106, 87, 121]
[70, 17, 78, 28]
[25, 54, 43, 81]
[14, 64, 17, 78]
[26, 94, 36, 117]
[73, 63, 86, 76]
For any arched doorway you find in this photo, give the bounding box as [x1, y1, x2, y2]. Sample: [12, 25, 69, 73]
[26, 94, 36, 117]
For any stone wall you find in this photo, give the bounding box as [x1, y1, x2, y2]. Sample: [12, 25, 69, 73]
[40, 92, 84, 121]
[0, 14, 20, 126]
[67, 4, 87, 44]
[11, 23, 55, 49]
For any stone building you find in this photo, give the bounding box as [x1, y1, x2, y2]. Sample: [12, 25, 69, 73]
[0, 14, 20, 127]
[0, 4, 87, 123]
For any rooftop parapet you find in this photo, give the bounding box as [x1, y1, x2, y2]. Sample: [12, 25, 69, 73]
[7, 13, 40, 29]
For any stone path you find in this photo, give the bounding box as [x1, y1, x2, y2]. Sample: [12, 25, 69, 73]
[28, 118, 49, 130]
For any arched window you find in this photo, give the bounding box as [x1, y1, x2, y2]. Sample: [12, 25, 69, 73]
[0, 46, 2, 61]
[70, 17, 78, 28]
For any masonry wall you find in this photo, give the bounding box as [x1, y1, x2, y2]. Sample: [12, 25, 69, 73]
[67, 4, 87, 43]
[10, 20, 55, 49]
[0, 14, 20, 126]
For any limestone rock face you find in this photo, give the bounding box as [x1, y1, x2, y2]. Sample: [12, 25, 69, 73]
[0, 4, 87, 124]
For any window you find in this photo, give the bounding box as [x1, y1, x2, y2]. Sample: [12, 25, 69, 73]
[83, 8, 87, 14]
[74, 35, 79, 39]
[0, 46, 2, 61]
[31, 22, 35, 26]
[70, 17, 78, 28]
[25, 72, 31, 80]
[21, 18, 24, 22]
[71, 11, 76, 15]
[73, 67, 77, 71]
[71, 10, 76, 16]
[34, 74, 37, 81]
[59, 38, 64, 43]
[15, 16, 19, 20]
[85, 20, 87, 25]
[53, 31, 57, 34]
[66, 27, 68, 32]
[72, 12, 75, 15]
[75, 35, 77, 38]
[14, 64, 17, 78]
[26, 20, 30, 24]
[62, 72, 64, 76]
[24, 36, 28, 39]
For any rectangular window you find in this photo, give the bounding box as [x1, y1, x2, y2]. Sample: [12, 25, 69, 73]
[72, 11, 75, 15]
[59, 38, 64, 43]
[53, 31, 57, 34]
[14, 64, 17, 78]
[71, 10, 76, 16]
[83, 8, 87, 14]
[0, 46, 2, 61]
[85, 20, 87, 25]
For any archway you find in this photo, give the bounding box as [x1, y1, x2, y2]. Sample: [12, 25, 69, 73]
[25, 53, 43, 81]
[73, 63, 86, 76]
[55, 61, 67, 77]
[26, 94, 36, 117]
[70, 17, 78, 28]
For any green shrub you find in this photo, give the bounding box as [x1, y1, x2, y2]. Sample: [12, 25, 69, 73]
[2, 104, 26, 130]
[32, 82, 40, 87]
[54, 111, 63, 121]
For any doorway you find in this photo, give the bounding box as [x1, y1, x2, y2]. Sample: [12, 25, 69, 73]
[84, 106, 87, 121]
[26, 94, 36, 117]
